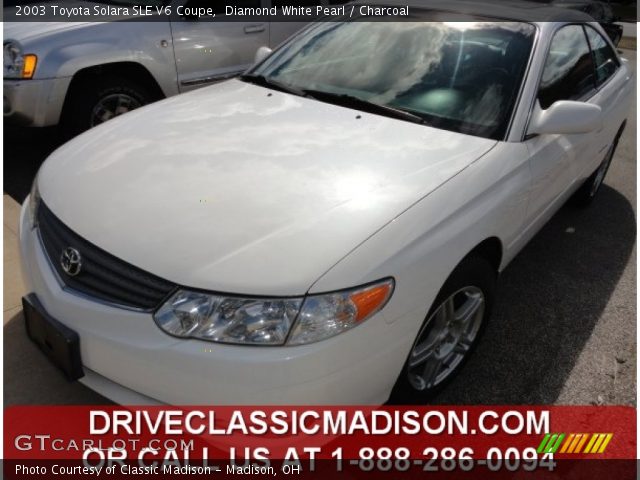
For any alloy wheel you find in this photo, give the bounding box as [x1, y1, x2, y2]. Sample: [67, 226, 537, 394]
[91, 93, 142, 127]
[407, 286, 485, 391]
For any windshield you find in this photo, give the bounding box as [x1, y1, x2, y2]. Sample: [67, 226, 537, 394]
[250, 21, 536, 140]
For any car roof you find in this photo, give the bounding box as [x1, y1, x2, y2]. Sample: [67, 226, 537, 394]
[358, 0, 594, 22]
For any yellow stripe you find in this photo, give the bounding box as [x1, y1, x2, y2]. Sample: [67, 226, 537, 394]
[559, 434, 575, 453]
[597, 434, 613, 454]
[567, 434, 583, 453]
[590, 434, 606, 454]
[574, 434, 589, 453]
[583, 434, 599, 454]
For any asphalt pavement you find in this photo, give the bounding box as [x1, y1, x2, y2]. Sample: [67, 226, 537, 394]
[3, 52, 636, 406]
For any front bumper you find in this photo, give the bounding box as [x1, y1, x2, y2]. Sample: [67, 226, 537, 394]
[19, 199, 415, 405]
[4, 77, 71, 127]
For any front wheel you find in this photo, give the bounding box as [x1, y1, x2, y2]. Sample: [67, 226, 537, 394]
[390, 255, 496, 403]
[61, 76, 152, 137]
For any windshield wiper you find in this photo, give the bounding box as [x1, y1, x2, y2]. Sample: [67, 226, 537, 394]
[240, 76, 427, 125]
[239, 74, 307, 98]
[301, 89, 427, 126]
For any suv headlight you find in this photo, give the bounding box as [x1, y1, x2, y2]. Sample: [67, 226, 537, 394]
[28, 175, 40, 229]
[154, 278, 394, 346]
[4, 41, 37, 79]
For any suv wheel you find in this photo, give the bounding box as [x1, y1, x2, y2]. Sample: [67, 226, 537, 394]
[62, 76, 152, 136]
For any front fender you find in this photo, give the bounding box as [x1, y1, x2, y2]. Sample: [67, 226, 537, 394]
[28, 22, 179, 97]
[308, 142, 530, 336]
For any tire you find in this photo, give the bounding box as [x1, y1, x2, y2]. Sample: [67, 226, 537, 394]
[61, 75, 152, 137]
[389, 255, 496, 403]
[572, 128, 623, 208]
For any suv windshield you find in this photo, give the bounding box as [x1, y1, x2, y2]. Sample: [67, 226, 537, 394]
[250, 21, 536, 140]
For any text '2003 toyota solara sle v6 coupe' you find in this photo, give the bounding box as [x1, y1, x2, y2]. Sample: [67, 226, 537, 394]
[19, 12, 633, 404]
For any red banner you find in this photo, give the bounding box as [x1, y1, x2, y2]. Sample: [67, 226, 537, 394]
[4, 405, 636, 479]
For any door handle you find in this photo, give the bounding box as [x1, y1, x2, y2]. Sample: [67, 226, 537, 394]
[244, 24, 265, 34]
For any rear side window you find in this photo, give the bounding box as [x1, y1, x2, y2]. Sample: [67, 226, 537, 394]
[538, 25, 595, 109]
[585, 25, 620, 86]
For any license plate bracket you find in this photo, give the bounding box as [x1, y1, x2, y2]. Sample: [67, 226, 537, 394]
[23, 294, 84, 381]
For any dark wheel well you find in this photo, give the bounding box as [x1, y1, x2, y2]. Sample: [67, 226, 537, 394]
[467, 237, 503, 274]
[62, 62, 165, 113]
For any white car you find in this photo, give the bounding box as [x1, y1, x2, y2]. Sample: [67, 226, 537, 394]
[19, 11, 633, 404]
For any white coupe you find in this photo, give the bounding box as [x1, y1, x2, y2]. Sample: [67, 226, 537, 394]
[19, 10, 633, 404]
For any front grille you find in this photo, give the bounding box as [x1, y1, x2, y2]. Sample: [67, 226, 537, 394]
[37, 202, 176, 310]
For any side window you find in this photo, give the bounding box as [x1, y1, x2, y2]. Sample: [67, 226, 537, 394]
[586, 25, 620, 86]
[538, 25, 595, 109]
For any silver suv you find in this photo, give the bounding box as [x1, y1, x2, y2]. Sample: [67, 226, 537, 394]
[3, 0, 315, 134]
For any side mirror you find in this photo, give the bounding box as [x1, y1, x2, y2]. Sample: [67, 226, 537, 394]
[528, 100, 602, 136]
[254, 46, 272, 65]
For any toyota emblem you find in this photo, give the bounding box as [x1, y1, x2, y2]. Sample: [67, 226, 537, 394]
[60, 247, 82, 277]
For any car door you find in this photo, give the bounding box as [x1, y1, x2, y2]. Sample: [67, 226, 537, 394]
[170, 0, 269, 92]
[583, 24, 631, 171]
[523, 24, 599, 229]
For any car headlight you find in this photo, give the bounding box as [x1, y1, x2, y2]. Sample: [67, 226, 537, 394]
[153, 278, 394, 346]
[4, 41, 37, 79]
[28, 176, 40, 229]
[154, 291, 303, 345]
[288, 279, 394, 345]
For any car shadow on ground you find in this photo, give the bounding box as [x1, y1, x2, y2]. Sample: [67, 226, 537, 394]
[4, 126, 63, 203]
[426, 184, 636, 405]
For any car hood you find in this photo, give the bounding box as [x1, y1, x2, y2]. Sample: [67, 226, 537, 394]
[39, 80, 497, 295]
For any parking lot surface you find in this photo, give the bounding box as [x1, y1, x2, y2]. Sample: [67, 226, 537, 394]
[3, 52, 636, 406]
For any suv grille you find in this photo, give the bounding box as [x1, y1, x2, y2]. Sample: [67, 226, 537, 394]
[37, 202, 176, 310]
